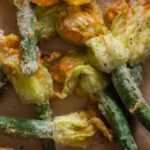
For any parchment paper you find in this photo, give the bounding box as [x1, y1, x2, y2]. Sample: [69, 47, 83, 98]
[0, 0, 149, 150]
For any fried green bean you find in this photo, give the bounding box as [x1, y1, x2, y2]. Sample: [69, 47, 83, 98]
[0, 115, 53, 138]
[123, 64, 142, 133]
[36, 103, 56, 150]
[14, 0, 38, 76]
[97, 90, 137, 150]
[112, 65, 150, 132]
[130, 64, 142, 89]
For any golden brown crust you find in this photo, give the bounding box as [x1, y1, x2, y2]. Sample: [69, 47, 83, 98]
[129, 102, 141, 113]
[31, 0, 59, 7]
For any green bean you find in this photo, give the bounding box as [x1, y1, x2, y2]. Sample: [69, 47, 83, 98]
[36, 103, 53, 120]
[130, 65, 142, 88]
[14, 0, 38, 76]
[124, 64, 142, 132]
[97, 89, 137, 150]
[0, 116, 53, 138]
[112, 65, 150, 132]
[36, 103, 56, 150]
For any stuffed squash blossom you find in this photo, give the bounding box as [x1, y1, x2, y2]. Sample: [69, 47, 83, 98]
[43, 50, 108, 99]
[56, 1, 129, 73]
[55, 1, 105, 45]
[0, 33, 53, 104]
[109, 0, 150, 64]
[52, 111, 113, 148]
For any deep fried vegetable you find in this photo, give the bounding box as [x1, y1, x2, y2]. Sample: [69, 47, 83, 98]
[82, 2, 129, 73]
[0, 111, 105, 148]
[112, 65, 150, 132]
[52, 111, 97, 148]
[55, 1, 105, 45]
[32, 0, 60, 7]
[0, 116, 53, 138]
[49, 50, 87, 83]
[63, 0, 91, 6]
[56, 1, 129, 73]
[85, 34, 129, 73]
[54, 65, 108, 99]
[45, 51, 138, 148]
[0, 34, 53, 104]
[46, 51, 107, 99]
[105, 0, 128, 22]
[110, 0, 150, 64]
[37, 103, 53, 120]
[36, 103, 56, 150]
[125, 64, 143, 133]
[47, 51, 136, 149]
[35, 4, 66, 40]
[35, 7, 56, 39]
[35, 5, 65, 39]
[130, 64, 142, 88]
[108, 0, 150, 133]
[98, 90, 137, 150]
[56, 0, 149, 72]
[14, 0, 39, 76]
[44, 51, 113, 141]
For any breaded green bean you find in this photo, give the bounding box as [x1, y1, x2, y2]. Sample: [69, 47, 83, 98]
[112, 65, 150, 132]
[14, 0, 38, 76]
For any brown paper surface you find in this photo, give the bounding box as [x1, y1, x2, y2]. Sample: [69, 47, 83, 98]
[0, 0, 149, 150]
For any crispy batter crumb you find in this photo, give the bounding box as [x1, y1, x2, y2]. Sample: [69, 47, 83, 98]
[129, 102, 141, 113]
